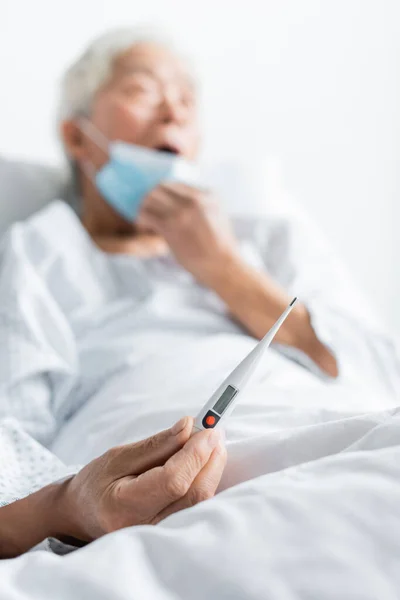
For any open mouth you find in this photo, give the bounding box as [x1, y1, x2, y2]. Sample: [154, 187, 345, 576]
[155, 144, 180, 155]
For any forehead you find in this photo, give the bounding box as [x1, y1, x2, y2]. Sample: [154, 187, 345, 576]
[111, 42, 195, 87]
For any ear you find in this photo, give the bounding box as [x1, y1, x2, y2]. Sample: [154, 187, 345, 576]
[61, 120, 87, 161]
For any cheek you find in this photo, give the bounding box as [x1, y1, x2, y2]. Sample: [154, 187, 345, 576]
[94, 97, 154, 144]
[86, 97, 155, 169]
[111, 104, 153, 143]
[187, 122, 201, 160]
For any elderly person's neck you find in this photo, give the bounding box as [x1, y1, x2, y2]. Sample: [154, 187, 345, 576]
[80, 178, 167, 257]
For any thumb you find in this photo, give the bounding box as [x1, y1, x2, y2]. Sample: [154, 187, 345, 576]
[109, 416, 193, 478]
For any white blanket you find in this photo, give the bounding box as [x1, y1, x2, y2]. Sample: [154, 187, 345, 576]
[2, 420, 400, 599]
[0, 200, 399, 598]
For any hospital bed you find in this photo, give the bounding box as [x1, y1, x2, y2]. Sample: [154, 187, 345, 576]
[0, 154, 400, 599]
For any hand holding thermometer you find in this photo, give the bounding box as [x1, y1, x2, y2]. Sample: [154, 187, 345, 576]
[191, 297, 298, 435]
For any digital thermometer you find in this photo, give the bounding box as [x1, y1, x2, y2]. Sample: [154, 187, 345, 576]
[191, 297, 298, 434]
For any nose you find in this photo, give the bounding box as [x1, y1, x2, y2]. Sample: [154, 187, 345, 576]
[159, 86, 188, 125]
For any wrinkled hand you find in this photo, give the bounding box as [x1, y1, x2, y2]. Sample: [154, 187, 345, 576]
[137, 182, 239, 284]
[60, 417, 226, 542]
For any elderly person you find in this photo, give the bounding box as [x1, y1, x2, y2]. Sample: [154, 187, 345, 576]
[0, 27, 398, 558]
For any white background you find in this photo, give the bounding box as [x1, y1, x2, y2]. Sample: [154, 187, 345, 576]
[1, 0, 399, 331]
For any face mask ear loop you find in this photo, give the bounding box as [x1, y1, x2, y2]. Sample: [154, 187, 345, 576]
[78, 118, 110, 191]
[81, 157, 97, 181]
[79, 118, 110, 153]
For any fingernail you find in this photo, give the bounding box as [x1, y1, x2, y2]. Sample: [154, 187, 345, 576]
[208, 427, 224, 447]
[171, 417, 188, 435]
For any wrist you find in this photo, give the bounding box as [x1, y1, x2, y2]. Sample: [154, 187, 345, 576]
[48, 475, 88, 544]
[29, 477, 77, 542]
[0, 477, 76, 558]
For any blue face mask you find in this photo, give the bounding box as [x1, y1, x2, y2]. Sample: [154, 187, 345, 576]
[81, 121, 199, 221]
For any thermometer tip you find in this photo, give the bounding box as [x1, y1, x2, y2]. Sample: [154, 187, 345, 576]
[289, 296, 298, 307]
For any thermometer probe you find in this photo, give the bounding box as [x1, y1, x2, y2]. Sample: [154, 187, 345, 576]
[191, 297, 298, 434]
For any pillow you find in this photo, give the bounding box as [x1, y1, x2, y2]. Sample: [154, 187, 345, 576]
[0, 156, 72, 233]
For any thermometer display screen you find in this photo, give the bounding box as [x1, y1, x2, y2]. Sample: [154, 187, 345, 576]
[213, 385, 238, 415]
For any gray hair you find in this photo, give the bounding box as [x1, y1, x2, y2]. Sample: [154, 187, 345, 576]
[58, 26, 193, 123]
[57, 27, 197, 201]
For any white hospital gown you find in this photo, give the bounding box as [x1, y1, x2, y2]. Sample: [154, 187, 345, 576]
[0, 419, 76, 507]
[0, 200, 399, 552]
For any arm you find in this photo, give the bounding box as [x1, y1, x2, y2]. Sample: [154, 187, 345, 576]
[0, 223, 80, 554]
[0, 479, 70, 558]
[0, 417, 226, 558]
[137, 183, 338, 377]
[137, 182, 399, 393]
[0, 417, 80, 557]
[0, 224, 77, 446]
[0, 219, 226, 557]
[203, 253, 338, 377]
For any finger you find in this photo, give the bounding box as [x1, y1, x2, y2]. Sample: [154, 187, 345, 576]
[135, 209, 161, 233]
[108, 416, 193, 478]
[137, 184, 192, 231]
[159, 181, 208, 201]
[151, 442, 227, 524]
[142, 187, 180, 219]
[123, 427, 224, 517]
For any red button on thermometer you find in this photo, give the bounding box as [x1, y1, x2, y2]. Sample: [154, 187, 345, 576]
[191, 297, 298, 435]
